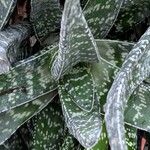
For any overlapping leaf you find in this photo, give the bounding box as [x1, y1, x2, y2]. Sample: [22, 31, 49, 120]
[51, 0, 99, 80]
[115, 0, 150, 33]
[104, 27, 150, 150]
[90, 117, 137, 150]
[0, 90, 57, 144]
[59, 67, 101, 148]
[31, 0, 62, 43]
[125, 82, 150, 132]
[0, 45, 57, 113]
[83, 0, 124, 38]
[0, 0, 17, 30]
[60, 67, 95, 111]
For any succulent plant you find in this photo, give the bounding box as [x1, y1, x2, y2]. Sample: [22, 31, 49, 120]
[0, 0, 150, 150]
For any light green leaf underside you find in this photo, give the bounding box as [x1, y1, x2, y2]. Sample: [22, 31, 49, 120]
[0, 0, 17, 30]
[31, 0, 62, 43]
[0, 46, 57, 113]
[51, 0, 99, 80]
[83, 0, 124, 38]
[59, 67, 101, 148]
[104, 27, 150, 150]
[0, 90, 57, 145]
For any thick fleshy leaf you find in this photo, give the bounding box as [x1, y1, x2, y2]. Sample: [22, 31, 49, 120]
[31, 0, 62, 43]
[90, 118, 137, 150]
[30, 100, 65, 150]
[90, 119, 109, 150]
[113, 0, 150, 34]
[59, 67, 95, 111]
[83, 0, 124, 38]
[95, 39, 134, 67]
[125, 82, 150, 132]
[51, 0, 99, 80]
[104, 27, 150, 150]
[0, 0, 17, 30]
[0, 23, 31, 74]
[59, 67, 101, 148]
[0, 90, 57, 144]
[0, 45, 57, 113]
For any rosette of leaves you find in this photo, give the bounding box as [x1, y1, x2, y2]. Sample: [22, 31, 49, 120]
[0, 0, 150, 150]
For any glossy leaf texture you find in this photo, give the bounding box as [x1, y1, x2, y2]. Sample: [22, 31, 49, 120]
[0, 45, 57, 113]
[104, 27, 150, 150]
[51, 0, 99, 80]
[59, 67, 101, 148]
[0, 22, 31, 74]
[0, 0, 17, 30]
[31, 0, 62, 44]
[83, 0, 124, 38]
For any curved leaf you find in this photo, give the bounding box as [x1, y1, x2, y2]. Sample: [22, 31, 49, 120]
[0, 46, 57, 113]
[59, 67, 101, 148]
[51, 0, 99, 80]
[31, 0, 62, 43]
[104, 27, 150, 150]
[0, 90, 57, 144]
[115, 0, 150, 32]
[83, 0, 124, 38]
[59, 67, 95, 111]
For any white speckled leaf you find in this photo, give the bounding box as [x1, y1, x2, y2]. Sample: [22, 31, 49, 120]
[105, 27, 150, 150]
[31, 0, 62, 43]
[125, 124, 137, 150]
[59, 67, 101, 148]
[0, 45, 57, 113]
[0, 90, 57, 145]
[0, 0, 17, 30]
[59, 67, 95, 112]
[113, 0, 150, 34]
[31, 100, 65, 150]
[51, 0, 99, 80]
[95, 39, 134, 68]
[60, 134, 81, 150]
[83, 0, 124, 38]
[125, 82, 150, 132]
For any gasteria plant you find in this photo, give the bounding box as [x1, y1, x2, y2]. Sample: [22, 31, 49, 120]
[0, 0, 150, 149]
